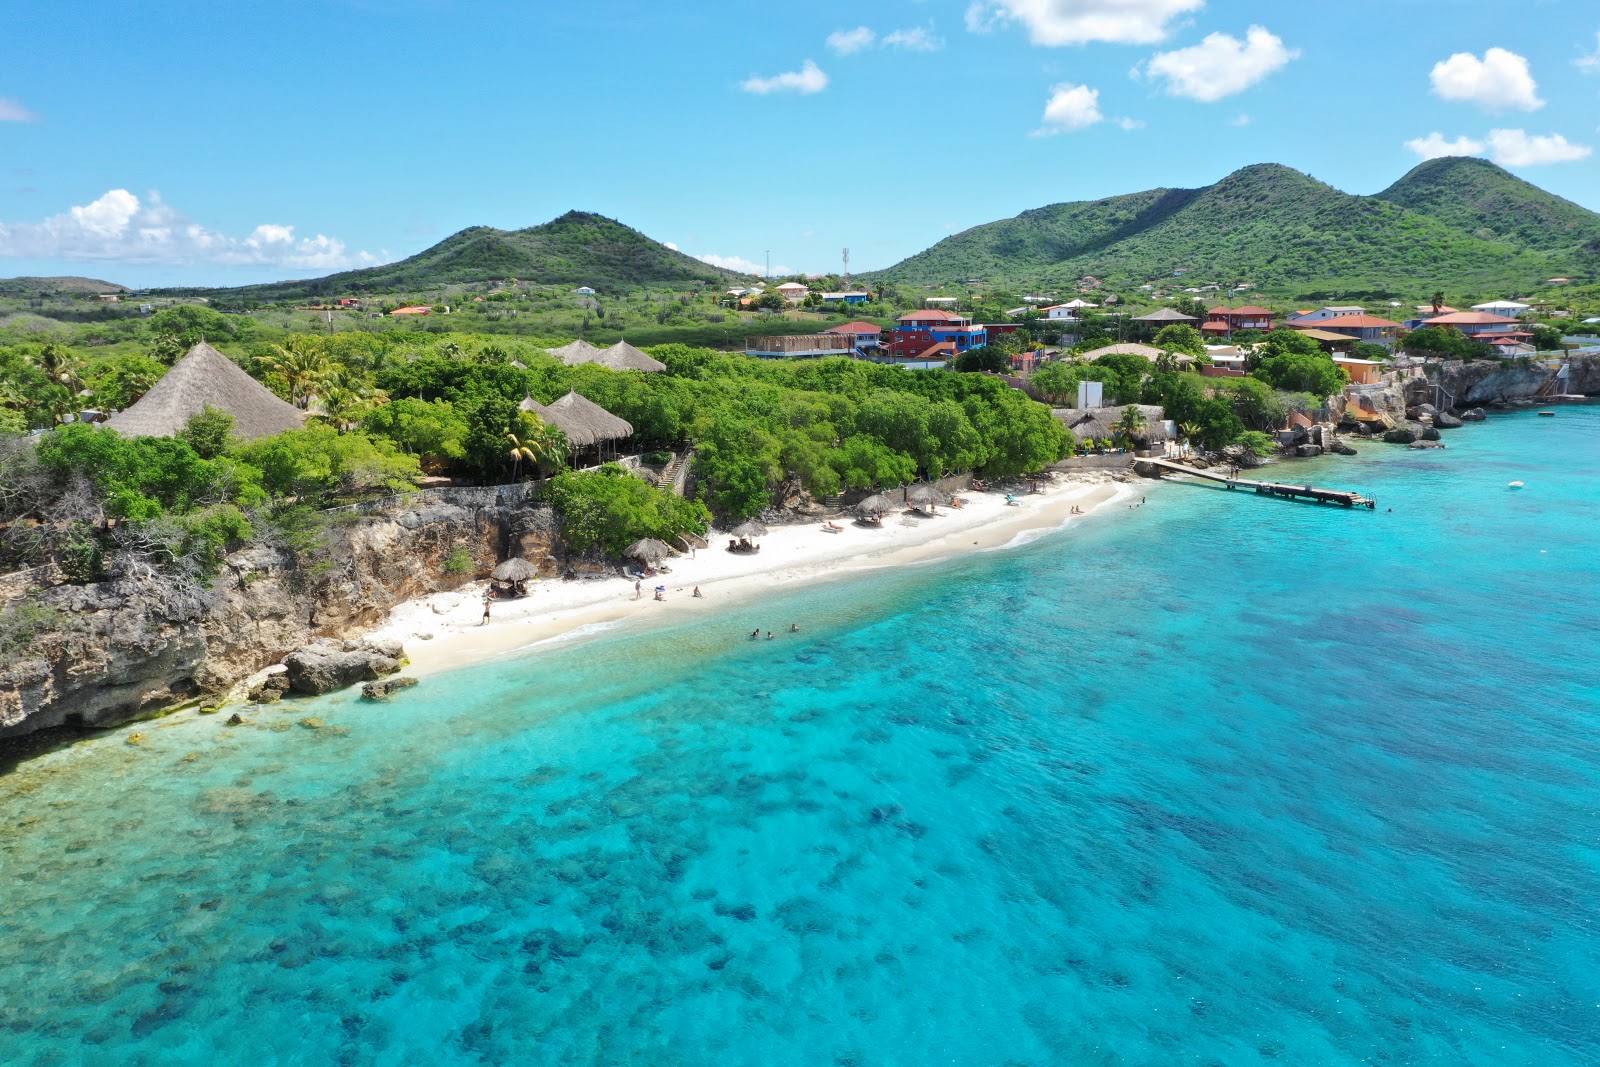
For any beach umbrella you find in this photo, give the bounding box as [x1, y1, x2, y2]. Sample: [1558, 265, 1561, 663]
[905, 484, 949, 509]
[856, 494, 893, 518]
[729, 519, 768, 539]
[491, 558, 538, 582]
[623, 538, 672, 563]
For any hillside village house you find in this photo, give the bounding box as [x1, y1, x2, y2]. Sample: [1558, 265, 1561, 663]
[775, 282, 809, 303]
[1043, 299, 1096, 321]
[390, 305, 431, 316]
[1288, 313, 1400, 343]
[1469, 300, 1530, 317]
[1420, 311, 1524, 338]
[572, 286, 597, 296]
[745, 335, 856, 360]
[886, 309, 987, 361]
[1206, 305, 1276, 332]
[1289, 305, 1365, 322]
[1333, 356, 1384, 385]
[825, 321, 883, 355]
[820, 291, 871, 305]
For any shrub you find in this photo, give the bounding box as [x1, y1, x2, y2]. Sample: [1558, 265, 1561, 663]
[443, 546, 475, 575]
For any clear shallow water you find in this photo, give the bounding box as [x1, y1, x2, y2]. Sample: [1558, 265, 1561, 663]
[2, 409, 1598, 1066]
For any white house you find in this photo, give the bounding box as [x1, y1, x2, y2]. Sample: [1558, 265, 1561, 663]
[924, 297, 959, 307]
[775, 281, 810, 303]
[1294, 305, 1366, 322]
[1470, 300, 1531, 317]
[1044, 298, 1097, 321]
[572, 286, 597, 296]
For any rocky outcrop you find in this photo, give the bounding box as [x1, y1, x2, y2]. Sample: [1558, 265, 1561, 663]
[283, 638, 403, 696]
[362, 676, 419, 700]
[1432, 353, 1600, 406]
[0, 500, 566, 741]
[1433, 410, 1464, 429]
[1459, 408, 1487, 422]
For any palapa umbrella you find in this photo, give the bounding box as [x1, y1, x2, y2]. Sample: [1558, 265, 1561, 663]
[856, 494, 892, 518]
[729, 519, 768, 540]
[623, 538, 672, 563]
[905, 484, 949, 509]
[491, 558, 538, 582]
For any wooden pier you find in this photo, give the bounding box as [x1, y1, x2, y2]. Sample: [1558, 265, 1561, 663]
[1143, 459, 1376, 509]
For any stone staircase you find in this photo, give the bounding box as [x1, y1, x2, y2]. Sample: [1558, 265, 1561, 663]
[656, 451, 689, 493]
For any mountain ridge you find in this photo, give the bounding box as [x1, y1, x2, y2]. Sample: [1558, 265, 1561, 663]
[866, 160, 1599, 296]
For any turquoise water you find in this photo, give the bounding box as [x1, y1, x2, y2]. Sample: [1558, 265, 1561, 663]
[2, 409, 1598, 1065]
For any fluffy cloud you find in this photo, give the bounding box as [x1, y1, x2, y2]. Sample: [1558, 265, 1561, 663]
[740, 60, 829, 95]
[1116, 117, 1146, 130]
[828, 25, 945, 55]
[1577, 33, 1600, 74]
[696, 253, 792, 276]
[0, 97, 38, 122]
[1402, 128, 1593, 166]
[665, 242, 679, 251]
[1142, 26, 1299, 102]
[883, 27, 945, 52]
[1404, 132, 1487, 160]
[827, 27, 876, 55]
[1430, 48, 1543, 112]
[1485, 128, 1591, 165]
[966, 0, 1203, 46]
[0, 188, 383, 269]
[1034, 83, 1103, 135]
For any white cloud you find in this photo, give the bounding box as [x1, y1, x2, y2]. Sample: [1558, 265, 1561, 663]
[1142, 26, 1298, 102]
[1230, 113, 1251, 126]
[665, 241, 679, 251]
[1486, 128, 1591, 166]
[827, 27, 876, 55]
[741, 60, 829, 95]
[1034, 83, 1103, 135]
[966, 0, 1203, 46]
[696, 253, 791, 276]
[1403, 132, 1486, 160]
[0, 98, 38, 122]
[1430, 48, 1543, 112]
[0, 188, 383, 269]
[884, 27, 945, 52]
[1116, 117, 1146, 130]
[1577, 33, 1600, 74]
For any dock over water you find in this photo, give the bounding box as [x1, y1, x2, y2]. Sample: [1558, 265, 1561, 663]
[1144, 459, 1376, 509]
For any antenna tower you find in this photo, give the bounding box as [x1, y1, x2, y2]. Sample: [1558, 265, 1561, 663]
[842, 247, 850, 287]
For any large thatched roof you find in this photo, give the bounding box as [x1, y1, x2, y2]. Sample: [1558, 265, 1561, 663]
[600, 341, 666, 373]
[520, 389, 633, 447]
[547, 339, 607, 367]
[1062, 404, 1170, 442]
[1063, 415, 1116, 443]
[104, 342, 305, 441]
[1132, 307, 1198, 323]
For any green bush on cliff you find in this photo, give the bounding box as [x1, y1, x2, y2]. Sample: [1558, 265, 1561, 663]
[543, 464, 710, 556]
[234, 425, 421, 502]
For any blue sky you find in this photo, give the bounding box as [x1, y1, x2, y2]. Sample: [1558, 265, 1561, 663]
[2, 0, 1598, 287]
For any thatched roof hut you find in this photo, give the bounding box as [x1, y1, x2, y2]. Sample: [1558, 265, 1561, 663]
[1132, 308, 1198, 324]
[856, 494, 893, 518]
[600, 341, 666, 373]
[1064, 415, 1116, 444]
[729, 519, 768, 539]
[547, 339, 608, 367]
[1060, 405, 1169, 444]
[519, 390, 633, 448]
[492, 558, 538, 581]
[624, 538, 671, 562]
[906, 484, 948, 510]
[104, 342, 305, 441]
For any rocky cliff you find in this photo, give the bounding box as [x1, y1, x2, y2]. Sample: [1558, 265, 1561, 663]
[1432, 353, 1600, 405]
[0, 500, 567, 742]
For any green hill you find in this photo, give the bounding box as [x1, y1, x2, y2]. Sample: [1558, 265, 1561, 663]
[0, 276, 129, 297]
[1374, 156, 1600, 253]
[162, 211, 749, 302]
[869, 162, 1600, 296]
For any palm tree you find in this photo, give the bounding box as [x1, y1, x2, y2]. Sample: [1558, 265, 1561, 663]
[1116, 404, 1148, 437]
[37, 344, 84, 392]
[259, 336, 330, 409]
[507, 415, 567, 479]
[1431, 290, 1446, 315]
[1179, 421, 1202, 456]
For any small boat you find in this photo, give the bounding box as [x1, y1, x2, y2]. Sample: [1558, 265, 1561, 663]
[1508, 481, 1524, 489]
[1537, 411, 1555, 417]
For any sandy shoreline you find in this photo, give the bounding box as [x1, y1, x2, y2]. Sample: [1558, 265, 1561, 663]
[365, 476, 1142, 677]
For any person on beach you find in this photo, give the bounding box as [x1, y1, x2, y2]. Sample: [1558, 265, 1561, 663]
[634, 580, 642, 601]
[693, 586, 703, 598]
[481, 596, 491, 625]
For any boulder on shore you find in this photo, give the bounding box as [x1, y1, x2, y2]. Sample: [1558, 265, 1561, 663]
[1294, 444, 1323, 458]
[1433, 410, 1464, 429]
[362, 676, 419, 700]
[283, 638, 405, 696]
[1459, 408, 1487, 422]
[1409, 440, 1446, 450]
[247, 672, 291, 704]
[1331, 440, 1358, 456]
[1382, 425, 1418, 444]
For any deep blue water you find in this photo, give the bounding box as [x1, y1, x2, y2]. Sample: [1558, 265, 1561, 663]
[2, 408, 1598, 1065]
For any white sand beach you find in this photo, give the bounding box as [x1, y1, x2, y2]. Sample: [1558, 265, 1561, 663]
[366, 476, 1142, 675]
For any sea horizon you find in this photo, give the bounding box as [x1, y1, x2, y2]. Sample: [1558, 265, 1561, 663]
[2, 407, 1597, 1064]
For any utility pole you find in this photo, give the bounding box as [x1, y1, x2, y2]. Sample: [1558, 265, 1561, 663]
[765, 251, 770, 281]
[842, 247, 850, 288]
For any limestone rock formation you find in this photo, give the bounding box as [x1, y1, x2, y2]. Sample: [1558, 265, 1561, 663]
[362, 676, 419, 700]
[283, 638, 404, 696]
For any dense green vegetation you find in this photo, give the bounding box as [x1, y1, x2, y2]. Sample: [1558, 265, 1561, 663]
[1374, 157, 1600, 253]
[158, 212, 750, 302]
[867, 162, 1599, 297]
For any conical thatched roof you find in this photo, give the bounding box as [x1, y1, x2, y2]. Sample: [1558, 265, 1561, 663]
[729, 519, 767, 539]
[599, 341, 666, 373]
[906, 484, 948, 507]
[623, 538, 671, 562]
[856, 494, 893, 517]
[547, 339, 607, 367]
[104, 342, 305, 441]
[519, 390, 633, 447]
[492, 558, 538, 581]
[1066, 415, 1116, 443]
